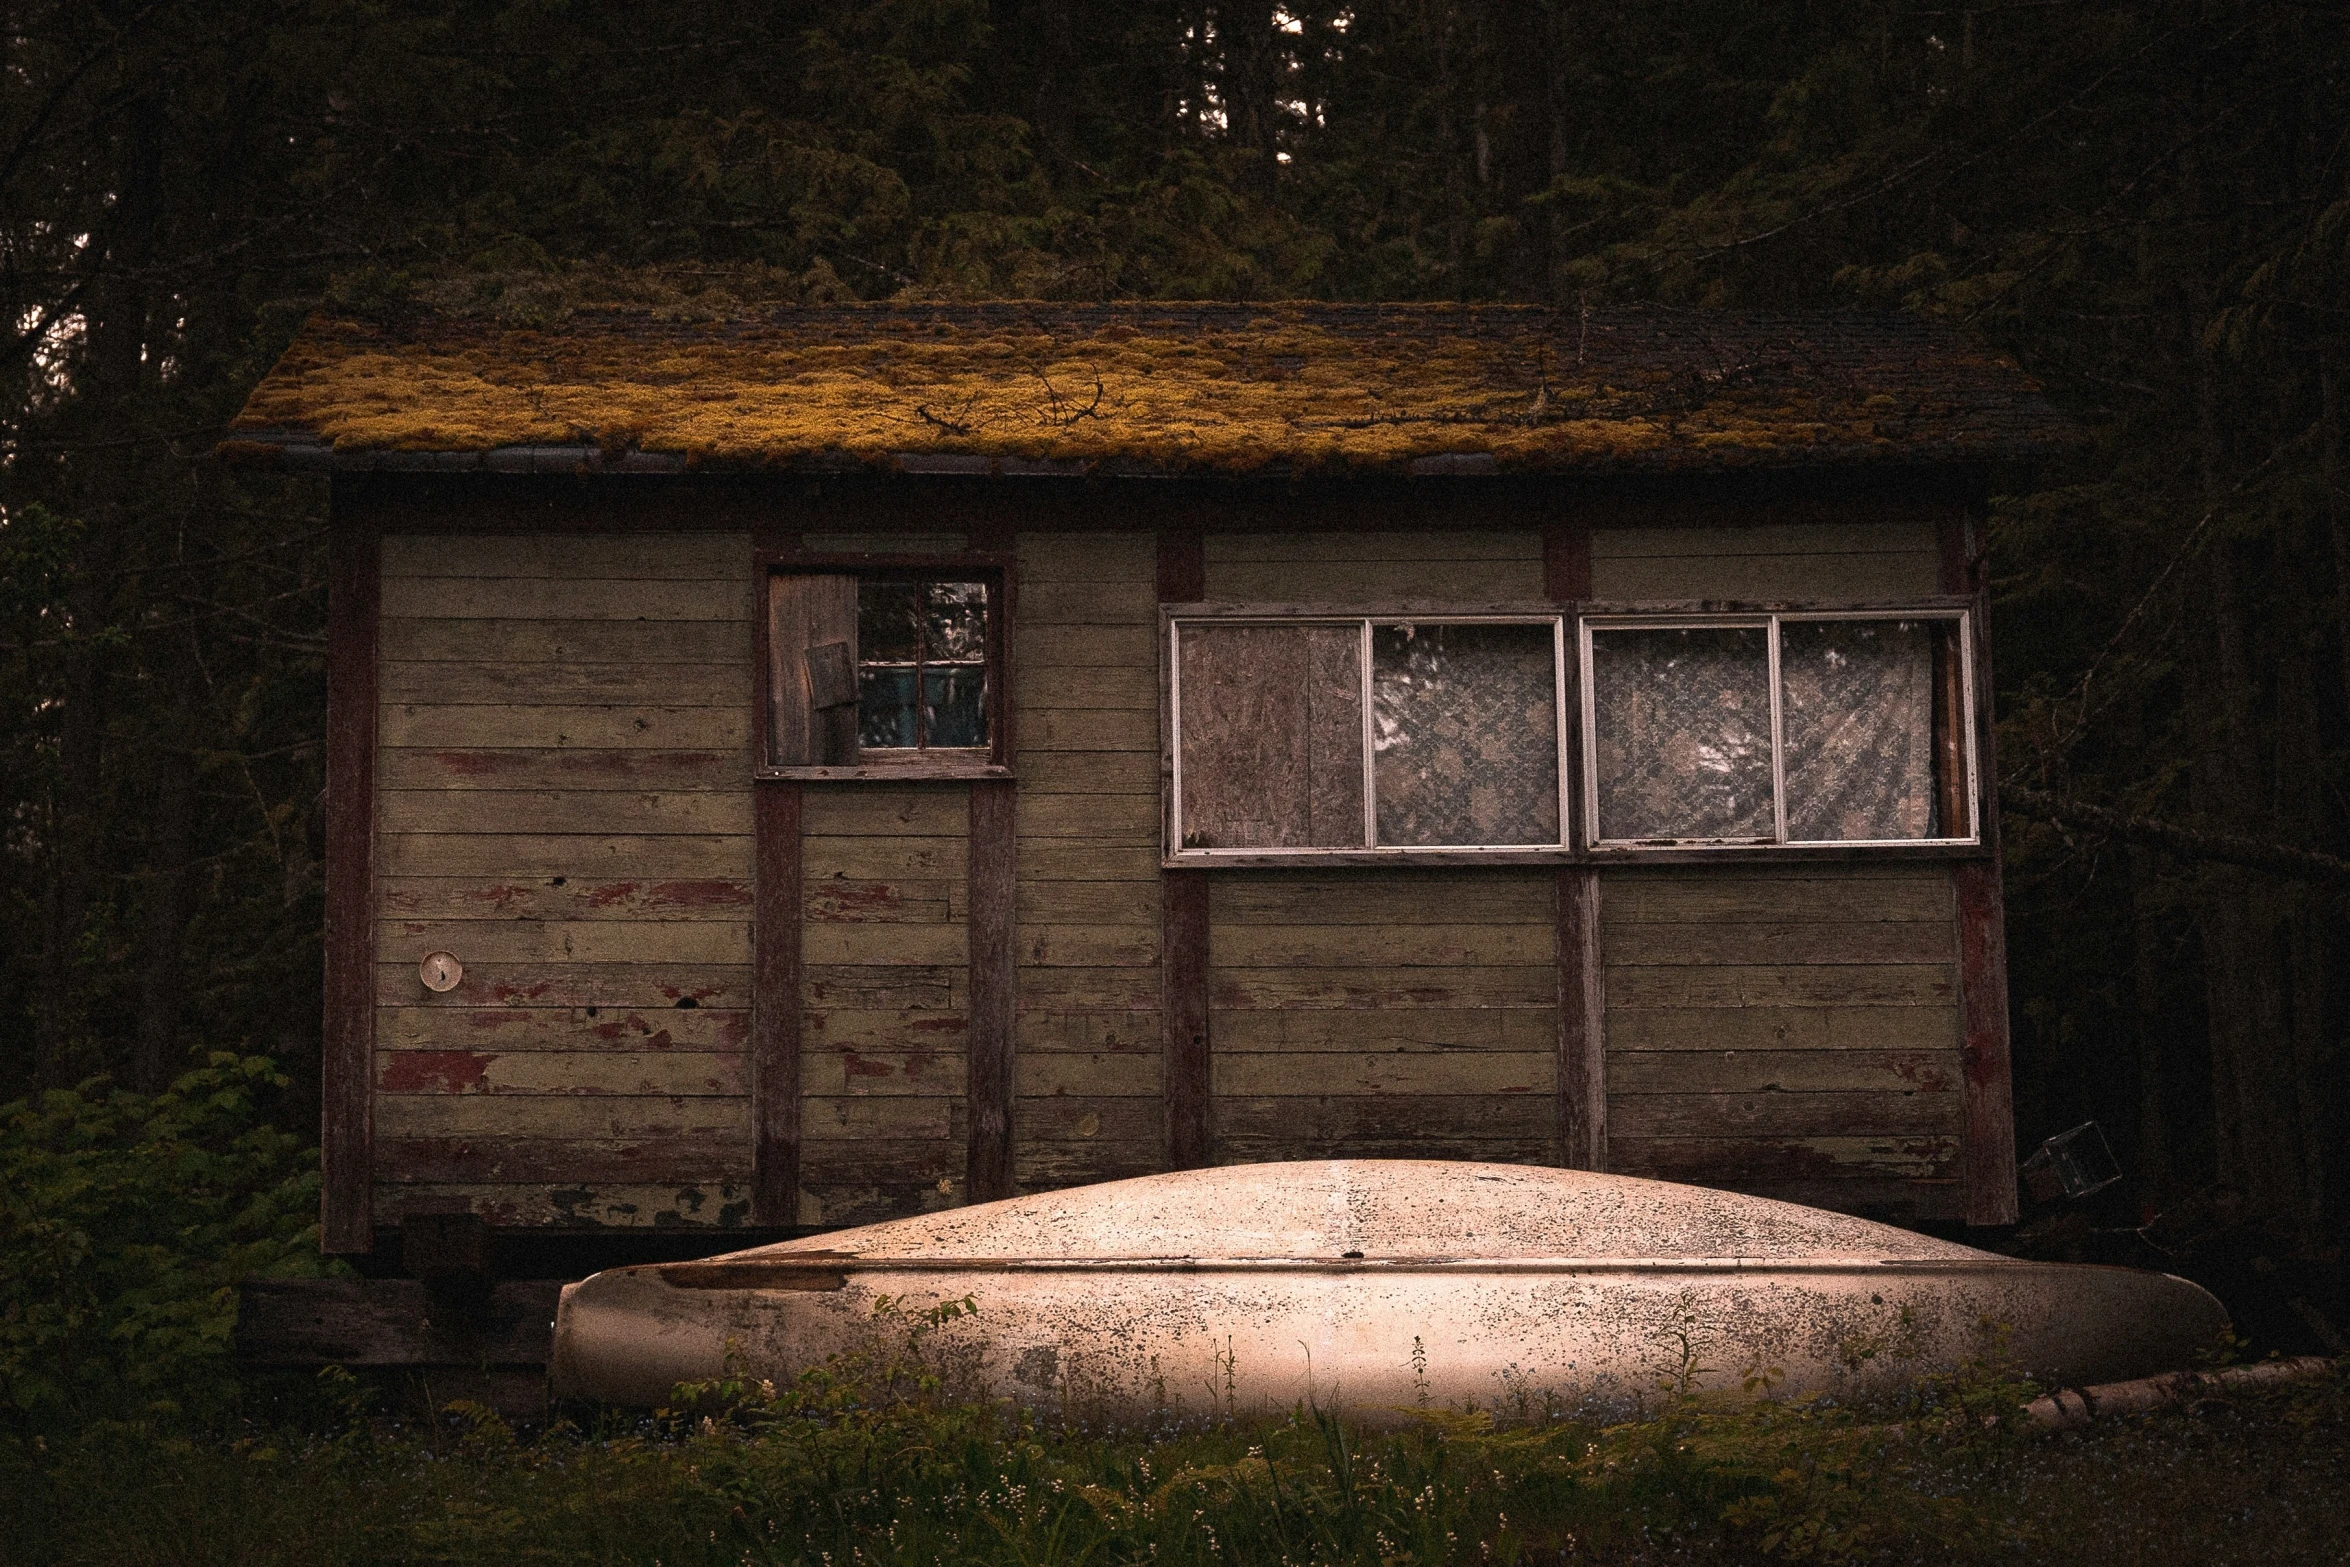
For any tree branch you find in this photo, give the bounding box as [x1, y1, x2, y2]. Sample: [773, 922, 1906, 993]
[2001, 782, 2350, 884]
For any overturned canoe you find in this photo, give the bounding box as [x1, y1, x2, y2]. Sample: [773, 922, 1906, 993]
[550, 1161, 2226, 1418]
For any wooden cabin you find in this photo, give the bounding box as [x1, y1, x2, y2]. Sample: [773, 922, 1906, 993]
[227, 301, 2069, 1266]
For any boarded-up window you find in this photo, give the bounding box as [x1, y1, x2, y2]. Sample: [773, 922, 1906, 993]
[767, 569, 1004, 775]
[1584, 613, 1972, 847]
[1172, 616, 1566, 857]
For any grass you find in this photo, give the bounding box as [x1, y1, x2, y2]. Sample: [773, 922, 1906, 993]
[4, 1335, 2343, 1567]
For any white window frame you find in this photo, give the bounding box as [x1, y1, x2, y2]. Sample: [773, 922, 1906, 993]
[1164, 609, 1574, 865]
[1577, 607, 1979, 852]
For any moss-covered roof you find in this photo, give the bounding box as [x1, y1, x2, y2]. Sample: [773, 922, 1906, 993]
[225, 301, 2070, 477]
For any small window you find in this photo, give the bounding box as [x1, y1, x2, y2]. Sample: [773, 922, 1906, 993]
[1581, 611, 1975, 848]
[767, 568, 1007, 777]
[1168, 614, 1569, 862]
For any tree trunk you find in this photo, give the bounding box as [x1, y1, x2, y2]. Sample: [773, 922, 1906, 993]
[133, 732, 197, 1093]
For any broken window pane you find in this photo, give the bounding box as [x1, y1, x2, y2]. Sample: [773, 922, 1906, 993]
[1178, 624, 1364, 849]
[857, 579, 989, 750]
[1780, 618, 1941, 841]
[1590, 626, 1774, 842]
[1371, 623, 1560, 847]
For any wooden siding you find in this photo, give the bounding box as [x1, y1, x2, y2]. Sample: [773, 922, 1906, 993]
[1203, 531, 1544, 601]
[1588, 522, 1942, 601]
[1013, 532, 1165, 1191]
[1601, 864, 1966, 1219]
[372, 532, 758, 1228]
[799, 785, 970, 1225]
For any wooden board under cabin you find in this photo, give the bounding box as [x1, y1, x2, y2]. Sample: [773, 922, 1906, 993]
[372, 531, 759, 1229]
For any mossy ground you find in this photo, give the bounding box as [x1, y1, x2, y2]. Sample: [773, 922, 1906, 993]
[6, 1356, 2341, 1567]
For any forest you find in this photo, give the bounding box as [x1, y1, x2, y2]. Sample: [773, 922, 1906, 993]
[0, 0, 2343, 1406]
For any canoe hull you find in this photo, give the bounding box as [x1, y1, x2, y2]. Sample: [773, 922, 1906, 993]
[551, 1164, 2228, 1417]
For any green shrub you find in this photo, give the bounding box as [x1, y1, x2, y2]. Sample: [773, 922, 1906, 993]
[0, 1054, 330, 1433]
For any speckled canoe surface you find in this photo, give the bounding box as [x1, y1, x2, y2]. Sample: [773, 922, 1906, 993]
[550, 1161, 2225, 1417]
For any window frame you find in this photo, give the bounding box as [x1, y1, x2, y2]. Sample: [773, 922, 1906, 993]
[758, 552, 1016, 782]
[1161, 603, 1577, 868]
[1576, 602, 1980, 856]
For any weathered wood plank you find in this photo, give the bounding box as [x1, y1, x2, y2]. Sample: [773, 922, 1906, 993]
[1211, 966, 1556, 1009]
[1601, 871, 1954, 925]
[374, 961, 750, 1008]
[966, 779, 1018, 1202]
[374, 1181, 756, 1228]
[1213, 1094, 1554, 1145]
[1608, 1134, 1961, 1182]
[1017, 1011, 1161, 1053]
[1609, 1091, 1963, 1138]
[323, 525, 378, 1254]
[1589, 553, 1940, 601]
[1213, 924, 1553, 968]
[237, 1279, 562, 1367]
[376, 1004, 750, 1051]
[385, 617, 750, 665]
[380, 662, 751, 707]
[802, 787, 970, 836]
[379, 789, 751, 836]
[805, 1007, 970, 1050]
[378, 749, 741, 793]
[1015, 749, 1161, 793]
[751, 776, 800, 1226]
[378, 833, 750, 878]
[802, 1095, 962, 1139]
[1602, 965, 1956, 1009]
[803, 964, 965, 1009]
[382, 532, 750, 580]
[1018, 709, 1156, 751]
[1014, 624, 1157, 667]
[383, 876, 751, 922]
[1604, 1005, 1961, 1051]
[1018, 579, 1158, 624]
[1014, 880, 1158, 926]
[1205, 558, 1543, 601]
[1012, 668, 1158, 714]
[1017, 1051, 1163, 1097]
[1206, 532, 1542, 564]
[1020, 965, 1162, 1009]
[1020, 1097, 1164, 1143]
[1608, 1049, 1962, 1095]
[380, 705, 751, 750]
[375, 1049, 747, 1096]
[1209, 1008, 1555, 1052]
[1016, 791, 1158, 839]
[375, 1135, 740, 1183]
[1016, 1143, 1168, 1191]
[378, 919, 749, 965]
[379, 577, 752, 621]
[798, 530, 969, 554]
[807, 879, 964, 923]
[1020, 843, 1163, 880]
[1018, 923, 1158, 967]
[1590, 522, 1941, 560]
[1560, 866, 1606, 1172]
[801, 923, 968, 967]
[1600, 921, 1957, 967]
[803, 835, 969, 880]
[802, 1048, 969, 1096]
[1213, 1051, 1553, 1096]
[1210, 874, 1553, 925]
[378, 1095, 748, 1139]
[1017, 531, 1155, 582]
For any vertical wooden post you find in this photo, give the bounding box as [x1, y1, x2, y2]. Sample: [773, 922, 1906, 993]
[1158, 530, 1212, 1169]
[321, 511, 380, 1254]
[967, 780, 1018, 1201]
[1942, 509, 2019, 1225]
[1546, 520, 1606, 1171]
[751, 529, 803, 1226]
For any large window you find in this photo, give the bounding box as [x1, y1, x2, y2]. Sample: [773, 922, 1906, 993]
[766, 567, 1009, 778]
[1580, 611, 1975, 849]
[1164, 606, 1977, 863]
[1168, 614, 1570, 861]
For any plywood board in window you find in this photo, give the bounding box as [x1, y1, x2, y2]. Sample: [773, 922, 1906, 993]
[1177, 624, 1363, 849]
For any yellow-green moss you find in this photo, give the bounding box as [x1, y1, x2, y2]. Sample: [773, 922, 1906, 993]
[230, 301, 2017, 474]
